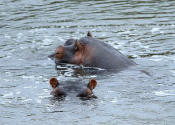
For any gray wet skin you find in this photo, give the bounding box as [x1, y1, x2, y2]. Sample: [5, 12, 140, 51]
[49, 31, 136, 71]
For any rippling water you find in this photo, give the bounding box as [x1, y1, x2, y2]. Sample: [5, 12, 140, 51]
[0, 0, 175, 124]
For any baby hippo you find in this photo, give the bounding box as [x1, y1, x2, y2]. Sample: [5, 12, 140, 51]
[49, 78, 97, 98]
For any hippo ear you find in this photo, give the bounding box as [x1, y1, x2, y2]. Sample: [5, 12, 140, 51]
[87, 31, 93, 38]
[74, 39, 82, 51]
[88, 79, 97, 90]
[50, 77, 59, 89]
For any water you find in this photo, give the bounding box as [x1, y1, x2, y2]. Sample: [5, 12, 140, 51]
[0, 0, 175, 124]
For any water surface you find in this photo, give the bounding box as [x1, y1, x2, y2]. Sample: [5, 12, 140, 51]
[0, 0, 175, 124]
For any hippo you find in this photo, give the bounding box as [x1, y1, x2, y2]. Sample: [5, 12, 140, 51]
[49, 31, 136, 71]
[49, 77, 97, 98]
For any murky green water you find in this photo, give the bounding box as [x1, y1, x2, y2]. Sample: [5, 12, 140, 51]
[0, 0, 175, 124]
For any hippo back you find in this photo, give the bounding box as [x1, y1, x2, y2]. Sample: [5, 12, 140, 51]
[79, 37, 136, 70]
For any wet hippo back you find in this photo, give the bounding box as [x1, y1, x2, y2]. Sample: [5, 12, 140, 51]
[79, 36, 136, 70]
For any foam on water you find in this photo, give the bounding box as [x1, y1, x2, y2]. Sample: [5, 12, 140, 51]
[3, 92, 13, 98]
[43, 39, 54, 46]
[21, 98, 33, 102]
[153, 90, 175, 96]
[111, 97, 117, 103]
[29, 28, 47, 34]
[151, 27, 161, 33]
[150, 58, 162, 61]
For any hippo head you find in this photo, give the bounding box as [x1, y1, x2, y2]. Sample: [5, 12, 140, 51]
[54, 39, 79, 64]
[49, 77, 97, 98]
[54, 31, 93, 65]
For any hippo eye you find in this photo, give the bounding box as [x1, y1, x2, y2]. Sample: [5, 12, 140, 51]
[56, 53, 59, 54]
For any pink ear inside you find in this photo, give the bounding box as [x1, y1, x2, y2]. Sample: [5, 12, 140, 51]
[89, 79, 97, 90]
[49, 77, 59, 89]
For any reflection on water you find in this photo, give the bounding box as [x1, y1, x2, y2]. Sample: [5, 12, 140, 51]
[56, 64, 108, 77]
[0, 0, 175, 124]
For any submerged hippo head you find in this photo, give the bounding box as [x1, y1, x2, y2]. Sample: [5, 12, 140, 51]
[49, 77, 97, 98]
[51, 31, 136, 71]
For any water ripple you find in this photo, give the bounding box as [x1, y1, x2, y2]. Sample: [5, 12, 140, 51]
[0, 0, 175, 124]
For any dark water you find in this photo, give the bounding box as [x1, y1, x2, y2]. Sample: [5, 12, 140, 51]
[0, 0, 175, 124]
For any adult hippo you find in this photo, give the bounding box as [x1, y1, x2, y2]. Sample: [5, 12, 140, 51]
[49, 31, 136, 71]
[49, 77, 97, 98]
